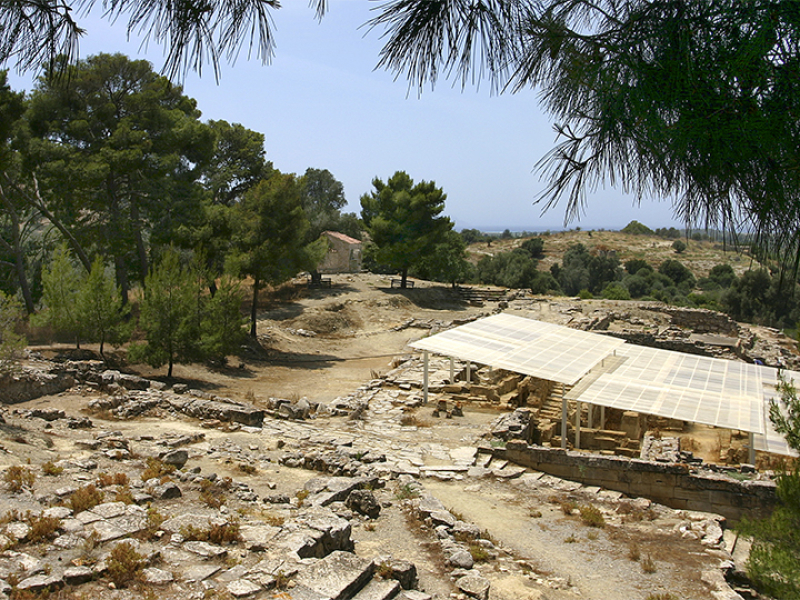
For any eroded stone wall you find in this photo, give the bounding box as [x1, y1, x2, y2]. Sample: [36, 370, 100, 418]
[495, 441, 777, 522]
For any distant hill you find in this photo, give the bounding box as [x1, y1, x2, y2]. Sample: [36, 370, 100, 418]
[466, 229, 757, 279]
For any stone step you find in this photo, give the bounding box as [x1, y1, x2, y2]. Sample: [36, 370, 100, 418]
[294, 551, 375, 600]
[350, 578, 400, 600]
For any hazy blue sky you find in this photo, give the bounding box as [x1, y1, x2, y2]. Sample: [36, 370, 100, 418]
[8, 0, 685, 232]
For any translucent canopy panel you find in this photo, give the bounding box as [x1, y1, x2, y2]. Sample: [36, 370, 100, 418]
[574, 344, 767, 434]
[410, 313, 625, 385]
[755, 369, 800, 458]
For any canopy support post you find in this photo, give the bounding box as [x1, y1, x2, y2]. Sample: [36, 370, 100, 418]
[575, 401, 581, 449]
[423, 351, 429, 404]
[450, 357, 455, 384]
[600, 406, 606, 430]
[748, 432, 756, 465]
[561, 387, 567, 450]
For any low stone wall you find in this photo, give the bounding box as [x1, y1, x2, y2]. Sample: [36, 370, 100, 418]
[0, 370, 75, 404]
[495, 441, 777, 522]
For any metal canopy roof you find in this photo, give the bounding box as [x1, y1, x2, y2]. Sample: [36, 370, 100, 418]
[410, 313, 625, 386]
[412, 313, 798, 457]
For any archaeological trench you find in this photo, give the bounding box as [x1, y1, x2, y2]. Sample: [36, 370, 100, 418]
[0, 297, 796, 600]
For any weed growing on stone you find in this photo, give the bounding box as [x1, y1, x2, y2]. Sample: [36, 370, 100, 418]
[295, 489, 309, 507]
[238, 463, 257, 475]
[579, 504, 605, 528]
[560, 500, 577, 516]
[645, 594, 678, 600]
[468, 543, 489, 562]
[106, 541, 144, 588]
[199, 479, 226, 509]
[395, 483, 419, 500]
[181, 518, 241, 545]
[140, 458, 175, 482]
[113, 486, 135, 504]
[641, 555, 657, 574]
[564, 534, 578, 543]
[40, 461, 63, 476]
[3, 466, 35, 492]
[26, 513, 62, 544]
[260, 511, 285, 527]
[628, 541, 641, 561]
[67, 484, 104, 513]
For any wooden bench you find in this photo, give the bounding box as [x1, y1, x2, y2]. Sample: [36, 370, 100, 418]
[391, 278, 414, 288]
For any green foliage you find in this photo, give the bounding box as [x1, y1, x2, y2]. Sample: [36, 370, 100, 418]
[621, 220, 653, 235]
[708, 264, 737, 289]
[739, 376, 800, 599]
[300, 168, 350, 241]
[459, 228, 486, 245]
[26, 53, 214, 300]
[36, 243, 84, 345]
[230, 172, 316, 337]
[77, 258, 130, 355]
[128, 248, 202, 377]
[658, 259, 696, 290]
[360, 171, 452, 288]
[557, 244, 621, 295]
[412, 229, 473, 287]
[655, 227, 682, 239]
[476, 250, 558, 293]
[624, 259, 652, 275]
[520, 237, 545, 258]
[0, 291, 25, 374]
[671, 239, 687, 254]
[601, 283, 631, 301]
[199, 275, 247, 364]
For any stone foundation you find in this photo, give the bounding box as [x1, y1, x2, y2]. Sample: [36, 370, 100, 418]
[495, 441, 777, 522]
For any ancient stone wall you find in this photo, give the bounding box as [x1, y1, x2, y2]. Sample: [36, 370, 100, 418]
[660, 307, 740, 336]
[0, 369, 75, 404]
[495, 441, 776, 522]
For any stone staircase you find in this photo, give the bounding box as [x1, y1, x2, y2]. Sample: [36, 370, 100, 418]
[292, 551, 429, 600]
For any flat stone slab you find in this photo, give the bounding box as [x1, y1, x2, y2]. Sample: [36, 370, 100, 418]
[294, 551, 375, 600]
[181, 564, 222, 582]
[227, 578, 262, 597]
[351, 577, 400, 600]
[183, 540, 227, 559]
[239, 524, 281, 551]
[456, 575, 490, 600]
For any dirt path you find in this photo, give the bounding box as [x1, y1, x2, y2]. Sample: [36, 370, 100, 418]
[425, 478, 716, 600]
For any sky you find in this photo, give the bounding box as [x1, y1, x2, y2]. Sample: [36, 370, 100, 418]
[6, 0, 686, 233]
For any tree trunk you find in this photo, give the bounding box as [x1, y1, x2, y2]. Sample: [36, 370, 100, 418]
[0, 183, 36, 313]
[4, 172, 93, 273]
[130, 201, 149, 286]
[250, 273, 261, 338]
[114, 254, 130, 306]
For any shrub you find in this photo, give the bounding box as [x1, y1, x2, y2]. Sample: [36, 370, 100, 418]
[601, 283, 631, 300]
[3, 466, 35, 492]
[641, 555, 657, 573]
[141, 457, 175, 481]
[41, 461, 63, 477]
[468, 543, 489, 562]
[27, 514, 62, 544]
[672, 239, 687, 253]
[106, 541, 144, 588]
[199, 479, 226, 509]
[579, 504, 605, 528]
[520, 237, 545, 258]
[67, 484, 104, 513]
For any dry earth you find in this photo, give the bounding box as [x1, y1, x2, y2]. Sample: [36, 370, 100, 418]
[1, 272, 778, 600]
